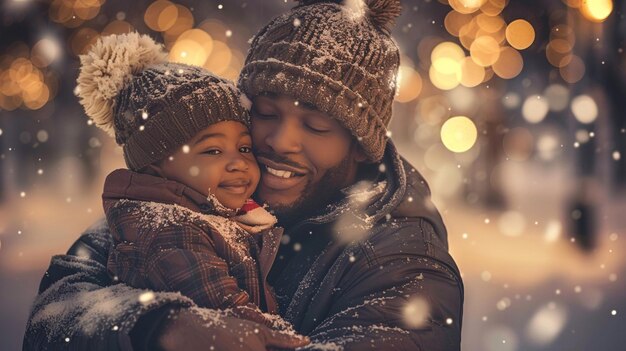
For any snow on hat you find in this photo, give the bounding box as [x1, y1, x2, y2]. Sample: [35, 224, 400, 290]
[76, 32, 251, 171]
[239, 0, 402, 162]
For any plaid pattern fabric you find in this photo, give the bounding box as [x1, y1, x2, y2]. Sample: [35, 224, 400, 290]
[103, 170, 280, 326]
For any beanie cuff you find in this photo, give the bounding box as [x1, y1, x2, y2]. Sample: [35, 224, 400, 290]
[241, 60, 388, 162]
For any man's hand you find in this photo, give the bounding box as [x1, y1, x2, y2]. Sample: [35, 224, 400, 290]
[157, 308, 310, 351]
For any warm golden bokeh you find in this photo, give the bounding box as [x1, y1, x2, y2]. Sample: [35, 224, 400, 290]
[470, 35, 500, 67]
[432, 41, 465, 73]
[0, 54, 53, 111]
[144, 0, 178, 32]
[459, 17, 479, 49]
[48, 0, 103, 28]
[441, 116, 478, 153]
[449, 0, 487, 14]
[476, 13, 505, 33]
[169, 29, 213, 66]
[560, 55, 586, 83]
[69, 28, 99, 56]
[480, 0, 506, 16]
[204, 40, 232, 75]
[506, 19, 535, 50]
[444, 11, 473, 37]
[101, 20, 134, 36]
[492, 46, 523, 79]
[163, 5, 195, 48]
[460, 56, 486, 87]
[546, 38, 574, 68]
[580, 0, 613, 22]
[396, 66, 423, 103]
[430, 64, 461, 90]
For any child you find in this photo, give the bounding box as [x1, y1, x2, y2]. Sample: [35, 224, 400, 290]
[76, 32, 286, 329]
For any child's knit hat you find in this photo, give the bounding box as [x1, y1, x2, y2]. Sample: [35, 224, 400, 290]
[77, 32, 251, 171]
[239, 0, 402, 162]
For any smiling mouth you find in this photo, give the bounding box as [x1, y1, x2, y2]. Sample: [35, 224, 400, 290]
[265, 166, 305, 179]
[220, 179, 250, 187]
[218, 179, 251, 194]
[257, 156, 309, 180]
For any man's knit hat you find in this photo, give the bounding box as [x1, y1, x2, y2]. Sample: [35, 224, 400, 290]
[239, 0, 402, 162]
[77, 32, 251, 171]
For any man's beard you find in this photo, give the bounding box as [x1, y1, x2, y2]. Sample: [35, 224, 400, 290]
[258, 156, 355, 229]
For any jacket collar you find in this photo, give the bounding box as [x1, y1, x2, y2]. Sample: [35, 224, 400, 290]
[102, 168, 237, 217]
[287, 140, 447, 246]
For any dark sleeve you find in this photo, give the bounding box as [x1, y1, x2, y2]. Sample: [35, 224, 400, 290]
[22, 219, 193, 351]
[303, 222, 464, 351]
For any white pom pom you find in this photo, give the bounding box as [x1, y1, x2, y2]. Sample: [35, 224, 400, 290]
[76, 32, 167, 136]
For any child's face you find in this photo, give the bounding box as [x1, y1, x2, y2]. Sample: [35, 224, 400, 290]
[156, 121, 260, 210]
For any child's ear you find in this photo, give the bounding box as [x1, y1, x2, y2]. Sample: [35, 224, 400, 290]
[142, 163, 166, 178]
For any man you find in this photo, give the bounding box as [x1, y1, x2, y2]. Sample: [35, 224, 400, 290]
[24, 1, 463, 350]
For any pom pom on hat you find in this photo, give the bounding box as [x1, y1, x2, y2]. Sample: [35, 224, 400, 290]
[295, 0, 402, 33]
[366, 0, 402, 32]
[76, 32, 167, 136]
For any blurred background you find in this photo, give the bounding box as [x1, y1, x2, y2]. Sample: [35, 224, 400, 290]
[1, 0, 625, 350]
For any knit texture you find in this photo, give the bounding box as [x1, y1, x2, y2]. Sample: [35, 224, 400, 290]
[115, 63, 250, 171]
[77, 33, 250, 171]
[239, 0, 401, 161]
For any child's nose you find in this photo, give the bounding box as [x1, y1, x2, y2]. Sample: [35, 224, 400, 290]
[225, 154, 249, 172]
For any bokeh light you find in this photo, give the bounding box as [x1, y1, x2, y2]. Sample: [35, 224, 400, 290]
[571, 95, 598, 124]
[492, 46, 523, 79]
[506, 19, 535, 50]
[31, 37, 61, 68]
[396, 66, 423, 103]
[544, 84, 570, 112]
[441, 116, 478, 153]
[102, 20, 134, 36]
[2, 2, 625, 351]
[522, 95, 549, 124]
[525, 303, 568, 346]
[403, 297, 430, 329]
[169, 29, 213, 66]
[580, 0, 613, 22]
[460, 56, 486, 87]
[560, 55, 586, 83]
[144, 0, 178, 32]
[449, 0, 487, 15]
[470, 35, 501, 67]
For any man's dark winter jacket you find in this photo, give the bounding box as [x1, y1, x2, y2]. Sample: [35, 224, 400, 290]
[23, 142, 464, 350]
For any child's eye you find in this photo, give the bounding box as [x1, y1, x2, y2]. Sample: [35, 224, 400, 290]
[202, 149, 221, 155]
[239, 146, 252, 153]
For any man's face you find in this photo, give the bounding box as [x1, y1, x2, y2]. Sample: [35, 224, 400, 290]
[250, 94, 365, 221]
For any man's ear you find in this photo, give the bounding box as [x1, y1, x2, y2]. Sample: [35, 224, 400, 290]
[351, 142, 369, 163]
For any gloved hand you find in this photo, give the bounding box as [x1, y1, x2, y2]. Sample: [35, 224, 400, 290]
[155, 307, 310, 351]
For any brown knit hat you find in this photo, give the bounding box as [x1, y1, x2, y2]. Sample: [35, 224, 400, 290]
[239, 0, 401, 162]
[77, 32, 250, 171]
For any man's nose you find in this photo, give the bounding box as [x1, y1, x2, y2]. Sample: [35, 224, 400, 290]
[225, 153, 249, 172]
[265, 119, 302, 154]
